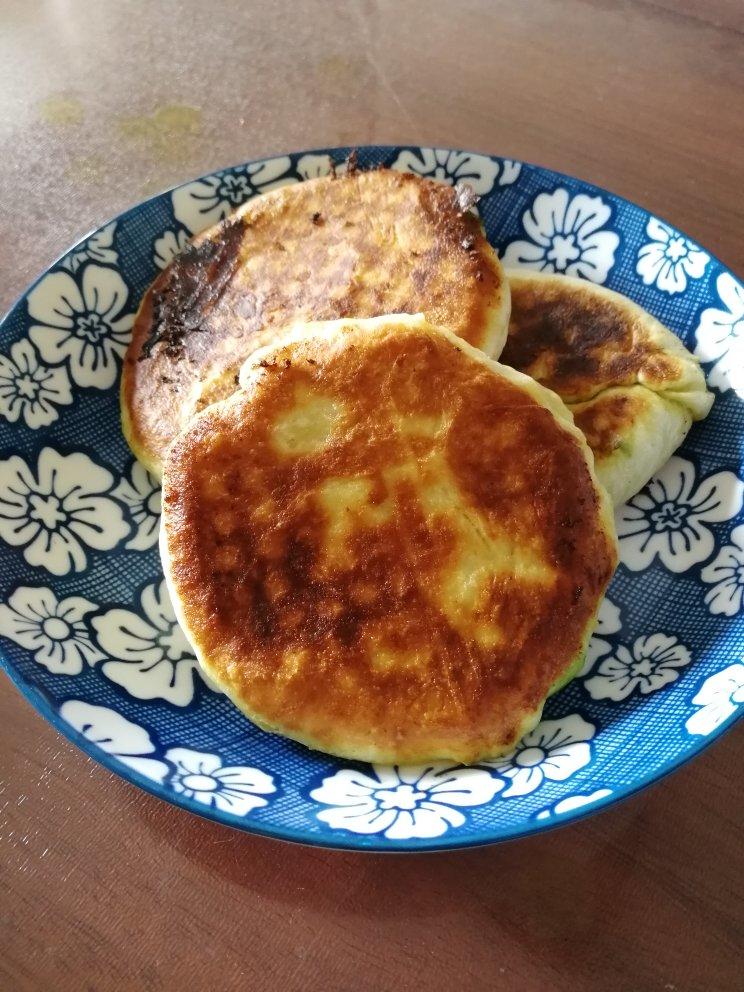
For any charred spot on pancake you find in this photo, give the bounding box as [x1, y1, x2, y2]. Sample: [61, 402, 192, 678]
[503, 279, 684, 396]
[139, 217, 246, 361]
[503, 287, 631, 386]
[124, 169, 509, 473]
[500, 272, 713, 505]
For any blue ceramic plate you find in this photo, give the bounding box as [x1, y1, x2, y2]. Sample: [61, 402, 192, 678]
[1, 146, 742, 851]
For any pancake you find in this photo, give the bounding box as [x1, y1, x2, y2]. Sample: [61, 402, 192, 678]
[500, 271, 713, 505]
[122, 168, 510, 476]
[161, 314, 617, 764]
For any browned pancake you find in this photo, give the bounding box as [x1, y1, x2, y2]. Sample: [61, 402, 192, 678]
[501, 271, 712, 504]
[161, 315, 617, 764]
[122, 169, 510, 475]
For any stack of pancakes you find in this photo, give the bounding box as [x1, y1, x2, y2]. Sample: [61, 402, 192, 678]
[122, 165, 711, 764]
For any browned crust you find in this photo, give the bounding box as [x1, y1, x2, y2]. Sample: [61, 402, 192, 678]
[162, 320, 616, 763]
[501, 275, 683, 401]
[123, 169, 508, 473]
[572, 390, 652, 458]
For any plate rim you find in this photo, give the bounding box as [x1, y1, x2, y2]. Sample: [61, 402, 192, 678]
[3, 143, 741, 321]
[3, 652, 741, 852]
[1, 143, 742, 851]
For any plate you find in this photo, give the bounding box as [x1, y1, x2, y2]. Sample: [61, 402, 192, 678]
[1, 146, 742, 851]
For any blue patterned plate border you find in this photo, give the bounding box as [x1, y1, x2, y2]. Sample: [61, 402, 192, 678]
[1, 146, 742, 851]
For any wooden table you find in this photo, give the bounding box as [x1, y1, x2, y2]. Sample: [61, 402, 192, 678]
[1, 2, 742, 989]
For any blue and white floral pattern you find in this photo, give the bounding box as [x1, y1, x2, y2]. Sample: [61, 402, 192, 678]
[0, 448, 130, 575]
[0, 147, 742, 850]
[701, 525, 744, 617]
[484, 715, 595, 798]
[60, 700, 169, 782]
[584, 633, 691, 701]
[310, 765, 501, 840]
[112, 461, 161, 551]
[166, 747, 275, 815]
[153, 228, 190, 270]
[685, 664, 744, 737]
[93, 579, 201, 706]
[616, 456, 744, 573]
[391, 147, 520, 194]
[534, 788, 612, 822]
[295, 153, 348, 180]
[636, 217, 709, 295]
[502, 187, 619, 282]
[0, 585, 102, 674]
[27, 264, 134, 390]
[60, 222, 118, 274]
[578, 596, 622, 677]
[0, 339, 73, 429]
[694, 272, 744, 398]
[172, 156, 295, 235]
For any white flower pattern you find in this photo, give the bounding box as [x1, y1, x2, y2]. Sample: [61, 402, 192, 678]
[0, 147, 742, 847]
[153, 228, 190, 270]
[166, 747, 275, 815]
[112, 461, 161, 551]
[0, 448, 130, 574]
[578, 597, 622, 677]
[172, 157, 295, 234]
[295, 153, 348, 181]
[0, 339, 73, 429]
[484, 715, 595, 798]
[502, 187, 619, 283]
[93, 579, 201, 706]
[636, 217, 709, 295]
[60, 700, 168, 782]
[534, 788, 612, 821]
[61, 222, 118, 274]
[701, 525, 744, 617]
[616, 456, 744, 573]
[584, 633, 692, 701]
[0, 585, 103, 674]
[310, 765, 501, 840]
[694, 272, 744, 397]
[391, 148, 519, 194]
[685, 664, 744, 736]
[27, 264, 134, 389]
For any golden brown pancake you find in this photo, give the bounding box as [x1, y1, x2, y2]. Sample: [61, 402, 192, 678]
[500, 271, 713, 505]
[122, 168, 510, 476]
[161, 314, 617, 764]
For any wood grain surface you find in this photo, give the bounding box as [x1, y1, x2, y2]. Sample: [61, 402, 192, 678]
[1, 2, 742, 990]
